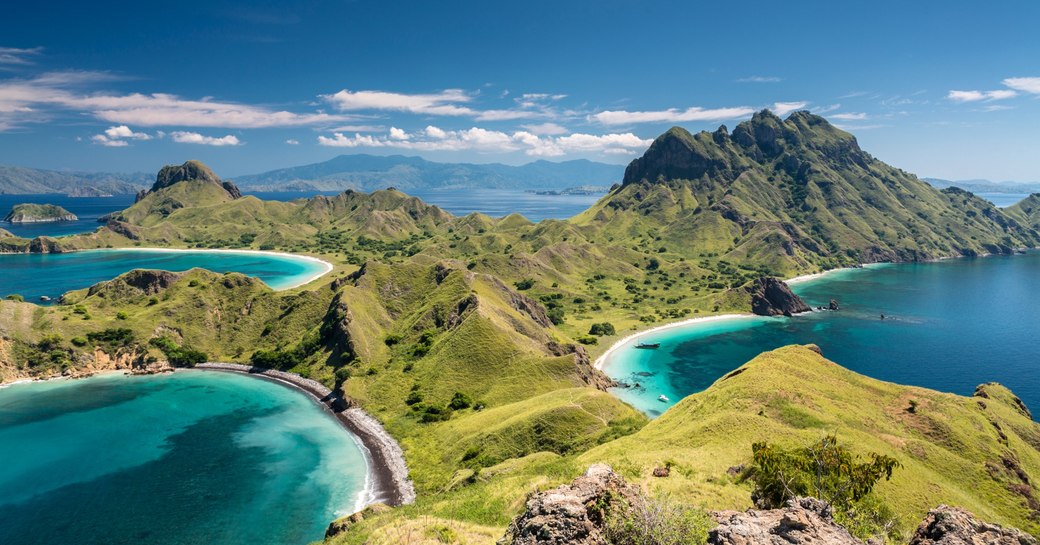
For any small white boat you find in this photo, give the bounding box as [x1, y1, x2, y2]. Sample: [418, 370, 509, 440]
[658, 395, 669, 402]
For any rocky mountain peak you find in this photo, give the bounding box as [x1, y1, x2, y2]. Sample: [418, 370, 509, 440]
[146, 160, 242, 200]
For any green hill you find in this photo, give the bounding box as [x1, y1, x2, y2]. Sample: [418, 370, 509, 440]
[0, 164, 148, 195]
[1, 114, 1039, 544]
[573, 111, 1040, 275]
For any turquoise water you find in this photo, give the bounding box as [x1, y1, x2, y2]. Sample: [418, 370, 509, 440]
[0, 249, 328, 302]
[0, 371, 369, 545]
[604, 253, 1040, 418]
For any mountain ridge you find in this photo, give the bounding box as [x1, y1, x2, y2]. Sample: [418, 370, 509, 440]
[232, 153, 625, 192]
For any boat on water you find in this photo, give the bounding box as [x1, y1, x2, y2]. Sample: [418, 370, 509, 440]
[635, 342, 661, 349]
[658, 395, 669, 402]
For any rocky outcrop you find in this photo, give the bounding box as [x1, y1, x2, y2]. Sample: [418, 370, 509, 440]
[908, 505, 1038, 545]
[744, 277, 811, 317]
[325, 504, 391, 538]
[4, 203, 78, 223]
[709, 498, 864, 545]
[499, 464, 641, 545]
[87, 269, 185, 297]
[142, 160, 242, 200]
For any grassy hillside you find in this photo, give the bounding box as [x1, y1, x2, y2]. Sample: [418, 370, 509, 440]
[2, 116, 1039, 544]
[583, 345, 1040, 538]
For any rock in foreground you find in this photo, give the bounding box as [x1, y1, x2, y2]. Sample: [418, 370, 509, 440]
[908, 505, 1038, 545]
[499, 464, 641, 545]
[709, 498, 863, 545]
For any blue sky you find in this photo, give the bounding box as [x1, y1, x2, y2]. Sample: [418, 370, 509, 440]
[1, 0, 1039, 180]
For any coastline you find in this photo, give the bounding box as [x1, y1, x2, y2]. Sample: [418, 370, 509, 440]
[193, 363, 415, 513]
[95, 247, 334, 290]
[594, 264, 876, 373]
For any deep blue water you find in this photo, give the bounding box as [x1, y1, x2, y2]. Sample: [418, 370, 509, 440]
[0, 371, 369, 545]
[251, 189, 603, 222]
[0, 250, 328, 302]
[604, 253, 1040, 418]
[0, 194, 136, 238]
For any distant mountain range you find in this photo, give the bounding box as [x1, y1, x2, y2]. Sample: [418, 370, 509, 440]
[231, 154, 625, 191]
[0, 166, 150, 196]
[924, 177, 1040, 195]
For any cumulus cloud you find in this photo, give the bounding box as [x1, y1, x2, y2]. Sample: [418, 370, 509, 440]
[947, 89, 1017, 102]
[90, 124, 152, 146]
[1002, 77, 1040, 94]
[772, 101, 809, 116]
[317, 125, 652, 157]
[591, 106, 755, 125]
[170, 131, 241, 146]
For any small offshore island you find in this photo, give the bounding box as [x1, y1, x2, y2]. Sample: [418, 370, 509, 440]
[3, 203, 78, 223]
[2, 112, 1040, 544]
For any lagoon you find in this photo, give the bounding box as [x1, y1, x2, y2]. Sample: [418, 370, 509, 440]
[603, 253, 1040, 418]
[0, 371, 369, 545]
[0, 249, 330, 302]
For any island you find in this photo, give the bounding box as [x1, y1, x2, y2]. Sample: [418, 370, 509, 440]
[3, 203, 78, 224]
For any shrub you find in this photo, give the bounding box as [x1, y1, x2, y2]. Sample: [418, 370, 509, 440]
[70, 336, 88, 347]
[606, 493, 712, 545]
[589, 322, 616, 336]
[578, 335, 598, 345]
[547, 307, 565, 325]
[384, 333, 403, 346]
[514, 278, 535, 290]
[149, 337, 207, 367]
[448, 392, 473, 410]
[116, 311, 129, 320]
[748, 435, 900, 541]
[5, 294, 24, 302]
[87, 328, 134, 347]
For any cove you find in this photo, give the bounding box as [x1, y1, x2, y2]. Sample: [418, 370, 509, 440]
[0, 248, 332, 302]
[602, 252, 1040, 418]
[0, 371, 370, 545]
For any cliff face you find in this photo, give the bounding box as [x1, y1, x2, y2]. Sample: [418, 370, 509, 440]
[744, 277, 811, 316]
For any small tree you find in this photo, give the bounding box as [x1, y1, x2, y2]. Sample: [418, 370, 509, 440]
[589, 322, 616, 336]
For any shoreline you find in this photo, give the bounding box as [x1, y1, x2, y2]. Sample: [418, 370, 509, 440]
[594, 264, 877, 373]
[193, 363, 415, 513]
[94, 247, 334, 290]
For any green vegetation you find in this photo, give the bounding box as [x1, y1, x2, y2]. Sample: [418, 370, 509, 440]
[3, 203, 77, 223]
[749, 435, 900, 540]
[606, 494, 713, 545]
[1, 117, 1039, 544]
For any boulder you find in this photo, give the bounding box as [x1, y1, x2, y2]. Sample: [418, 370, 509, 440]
[829, 299, 840, 311]
[709, 497, 864, 545]
[908, 505, 1038, 545]
[744, 277, 811, 317]
[499, 464, 641, 545]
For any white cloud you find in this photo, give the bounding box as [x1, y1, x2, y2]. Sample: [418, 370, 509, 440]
[1003, 77, 1040, 94]
[830, 112, 868, 120]
[947, 89, 1017, 102]
[591, 106, 755, 125]
[0, 72, 351, 130]
[388, 126, 410, 140]
[91, 134, 129, 147]
[90, 124, 152, 146]
[170, 131, 242, 146]
[285, 139, 299, 145]
[772, 101, 809, 116]
[737, 76, 782, 83]
[317, 125, 652, 157]
[105, 125, 151, 140]
[323, 89, 474, 116]
[0, 46, 43, 65]
[521, 122, 568, 135]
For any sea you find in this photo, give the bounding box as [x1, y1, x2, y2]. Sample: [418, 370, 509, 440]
[0, 371, 369, 545]
[603, 252, 1040, 418]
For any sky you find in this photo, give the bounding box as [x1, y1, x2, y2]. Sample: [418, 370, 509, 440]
[1, 0, 1039, 181]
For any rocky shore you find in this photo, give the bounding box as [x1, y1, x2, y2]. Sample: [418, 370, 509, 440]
[193, 363, 415, 508]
